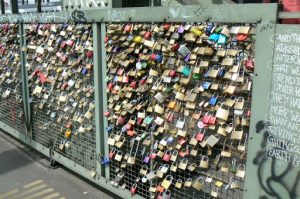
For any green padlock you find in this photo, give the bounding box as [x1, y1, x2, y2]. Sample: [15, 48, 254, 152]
[164, 87, 174, 94]
[230, 158, 237, 174]
[192, 73, 201, 80]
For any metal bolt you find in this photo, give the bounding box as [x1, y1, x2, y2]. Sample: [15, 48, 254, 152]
[257, 18, 262, 23]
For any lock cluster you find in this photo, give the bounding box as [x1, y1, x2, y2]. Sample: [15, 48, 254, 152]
[105, 23, 255, 199]
[0, 24, 25, 133]
[25, 24, 97, 171]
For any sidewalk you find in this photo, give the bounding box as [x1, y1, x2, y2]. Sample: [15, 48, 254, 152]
[0, 131, 116, 199]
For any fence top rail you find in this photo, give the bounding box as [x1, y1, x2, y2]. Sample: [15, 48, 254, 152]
[0, 3, 278, 24]
[279, 11, 300, 19]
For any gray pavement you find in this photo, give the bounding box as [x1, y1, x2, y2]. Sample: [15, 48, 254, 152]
[0, 131, 116, 199]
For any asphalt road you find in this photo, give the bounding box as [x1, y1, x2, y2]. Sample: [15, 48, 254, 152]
[0, 131, 115, 199]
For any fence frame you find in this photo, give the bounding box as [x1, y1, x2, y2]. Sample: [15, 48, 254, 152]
[2, 3, 295, 199]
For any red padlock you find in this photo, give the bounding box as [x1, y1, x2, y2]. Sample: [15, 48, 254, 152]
[208, 116, 216, 125]
[130, 183, 137, 195]
[171, 43, 180, 51]
[130, 81, 137, 89]
[246, 59, 254, 70]
[61, 55, 68, 63]
[144, 31, 151, 39]
[60, 41, 67, 49]
[124, 24, 132, 32]
[167, 112, 174, 123]
[109, 148, 116, 159]
[117, 116, 126, 125]
[140, 77, 147, 85]
[86, 50, 93, 58]
[104, 36, 109, 43]
[247, 109, 251, 117]
[127, 130, 135, 137]
[117, 68, 124, 76]
[122, 74, 129, 83]
[150, 151, 157, 159]
[125, 123, 133, 130]
[66, 39, 74, 47]
[202, 115, 210, 124]
[163, 24, 171, 30]
[107, 82, 114, 91]
[137, 118, 143, 125]
[104, 111, 111, 117]
[61, 82, 68, 90]
[156, 184, 165, 193]
[150, 53, 156, 61]
[196, 131, 205, 142]
[162, 150, 171, 162]
[178, 138, 187, 145]
[236, 34, 248, 42]
[168, 70, 176, 77]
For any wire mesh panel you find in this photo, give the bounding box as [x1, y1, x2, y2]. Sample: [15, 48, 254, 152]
[105, 23, 255, 199]
[0, 24, 25, 133]
[25, 24, 97, 172]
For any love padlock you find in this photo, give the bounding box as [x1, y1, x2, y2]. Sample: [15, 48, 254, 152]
[130, 183, 137, 195]
[162, 150, 171, 162]
[161, 175, 173, 190]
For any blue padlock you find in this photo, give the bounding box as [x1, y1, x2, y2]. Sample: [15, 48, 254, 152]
[113, 75, 118, 82]
[209, 33, 220, 42]
[209, 93, 219, 106]
[82, 67, 88, 75]
[206, 24, 215, 35]
[218, 67, 226, 77]
[155, 54, 163, 63]
[218, 34, 227, 44]
[105, 124, 114, 133]
[167, 136, 174, 145]
[202, 81, 211, 90]
[101, 156, 110, 165]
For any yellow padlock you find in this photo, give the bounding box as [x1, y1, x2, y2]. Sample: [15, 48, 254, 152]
[65, 129, 72, 138]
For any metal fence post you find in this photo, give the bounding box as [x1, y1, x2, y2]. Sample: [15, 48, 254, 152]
[93, 22, 109, 178]
[19, 23, 32, 139]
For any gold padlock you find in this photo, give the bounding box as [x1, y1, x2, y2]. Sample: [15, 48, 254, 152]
[184, 178, 193, 187]
[199, 155, 209, 169]
[161, 175, 173, 190]
[178, 158, 188, 170]
[192, 177, 204, 191]
[175, 179, 183, 189]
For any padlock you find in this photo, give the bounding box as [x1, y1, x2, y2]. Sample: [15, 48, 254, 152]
[206, 134, 220, 147]
[114, 150, 123, 161]
[221, 162, 230, 173]
[211, 187, 219, 198]
[130, 183, 137, 195]
[216, 103, 229, 121]
[231, 127, 243, 140]
[170, 150, 178, 162]
[161, 175, 173, 190]
[199, 155, 209, 169]
[139, 165, 149, 176]
[178, 158, 188, 170]
[109, 147, 116, 159]
[236, 164, 246, 178]
[192, 177, 205, 191]
[196, 130, 205, 141]
[184, 178, 193, 187]
[175, 179, 183, 189]
[187, 163, 197, 172]
[163, 150, 171, 162]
